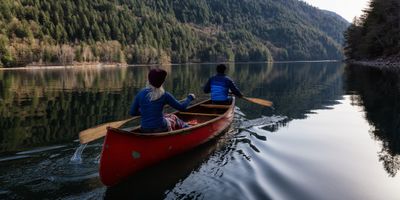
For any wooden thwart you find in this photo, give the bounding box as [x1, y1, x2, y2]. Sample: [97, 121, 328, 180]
[179, 112, 221, 117]
[200, 104, 230, 109]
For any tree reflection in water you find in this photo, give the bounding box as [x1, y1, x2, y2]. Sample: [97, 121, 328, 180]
[345, 65, 400, 177]
[5, 62, 398, 199]
[0, 62, 345, 153]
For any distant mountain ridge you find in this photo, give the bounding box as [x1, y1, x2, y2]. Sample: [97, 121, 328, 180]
[322, 10, 349, 24]
[0, 0, 349, 67]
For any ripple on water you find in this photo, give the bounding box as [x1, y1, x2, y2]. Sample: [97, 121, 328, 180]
[60, 187, 106, 200]
[16, 145, 67, 155]
[0, 190, 9, 195]
[0, 155, 32, 162]
[0, 142, 102, 199]
[47, 172, 99, 182]
[239, 115, 287, 129]
[166, 114, 301, 200]
[250, 144, 319, 200]
[235, 120, 330, 200]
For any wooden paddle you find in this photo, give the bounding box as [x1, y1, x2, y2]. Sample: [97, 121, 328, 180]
[243, 97, 273, 107]
[79, 98, 191, 144]
[79, 117, 139, 144]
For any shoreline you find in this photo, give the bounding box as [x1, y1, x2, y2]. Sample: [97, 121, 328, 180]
[346, 55, 400, 69]
[0, 62, 127, 71]
[0, 60, 342, 71]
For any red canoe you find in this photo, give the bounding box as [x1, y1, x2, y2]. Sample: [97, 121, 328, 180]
[99, 98, 235, 186]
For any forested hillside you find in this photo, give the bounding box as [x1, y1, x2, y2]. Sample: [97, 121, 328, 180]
[0, 0, 349, 67]
[344, 0, 400, 60]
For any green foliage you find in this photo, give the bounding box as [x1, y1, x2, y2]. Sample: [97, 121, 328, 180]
[1, 52, 15, 67]
[344, 0, 400, 60]
[0, 34, 13, 67]
[0, 0, 349, 67]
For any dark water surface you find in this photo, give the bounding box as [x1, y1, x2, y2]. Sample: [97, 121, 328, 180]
[0, 62, 399, 199]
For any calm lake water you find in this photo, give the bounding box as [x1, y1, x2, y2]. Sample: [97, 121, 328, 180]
[0, 62, 399, 199]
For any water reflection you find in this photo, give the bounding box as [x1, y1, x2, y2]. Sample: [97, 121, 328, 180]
[0, 62, 345, 153]
[232, 62, 345, 120]
[0, 67, 140, 153]
[3, 62, 399, 199]
[345, 65, 400, 177]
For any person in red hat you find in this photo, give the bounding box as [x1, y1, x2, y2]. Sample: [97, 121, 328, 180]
[129, 68, 195, 133]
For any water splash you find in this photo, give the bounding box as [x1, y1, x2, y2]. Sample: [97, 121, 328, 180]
[70, 144, 87, 164]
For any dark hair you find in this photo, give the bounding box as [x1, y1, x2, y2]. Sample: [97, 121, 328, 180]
[148, 68, 167, 88]
[216, 64, 227, 74]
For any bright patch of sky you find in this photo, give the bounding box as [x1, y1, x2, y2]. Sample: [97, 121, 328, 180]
[301, 0, 370, 22]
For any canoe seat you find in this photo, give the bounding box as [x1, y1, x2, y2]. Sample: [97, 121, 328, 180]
[199, 104, 230, 109]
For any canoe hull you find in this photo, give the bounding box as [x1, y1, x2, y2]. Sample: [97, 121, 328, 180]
[99, 100, 235, 186]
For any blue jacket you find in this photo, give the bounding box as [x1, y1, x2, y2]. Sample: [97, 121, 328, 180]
[129, 88, 193, 131]
[203, 73, 243, 101]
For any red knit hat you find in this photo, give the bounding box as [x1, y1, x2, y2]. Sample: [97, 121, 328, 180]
[148, 69, 167, 88]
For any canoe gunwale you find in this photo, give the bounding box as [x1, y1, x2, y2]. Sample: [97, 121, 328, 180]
[107, 97, 235, 137]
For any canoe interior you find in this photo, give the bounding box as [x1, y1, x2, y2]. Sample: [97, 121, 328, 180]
[185, 103, 228, 114]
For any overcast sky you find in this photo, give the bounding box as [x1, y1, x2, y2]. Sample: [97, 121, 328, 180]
[301, 0, 370, 22]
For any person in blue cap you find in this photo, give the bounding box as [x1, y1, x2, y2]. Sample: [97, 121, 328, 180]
[203, 64, 243, 104]
[129, 68, 195, 133]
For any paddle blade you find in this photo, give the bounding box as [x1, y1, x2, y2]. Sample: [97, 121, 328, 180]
[244, 97, 273, 107]
[79, 118, 132, 144]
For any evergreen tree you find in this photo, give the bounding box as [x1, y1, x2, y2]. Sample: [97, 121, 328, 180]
[344, 0, 400, 60]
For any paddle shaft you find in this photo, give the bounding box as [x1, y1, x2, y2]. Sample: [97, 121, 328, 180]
[79, 117, 139, 144]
